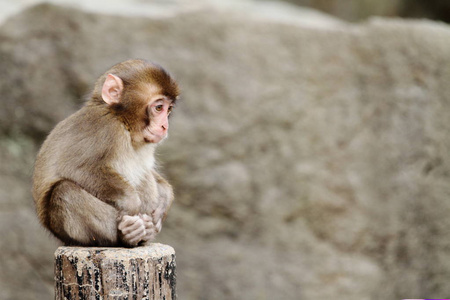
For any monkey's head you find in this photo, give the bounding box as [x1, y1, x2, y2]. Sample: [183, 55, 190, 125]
[92, 59, 180, 144]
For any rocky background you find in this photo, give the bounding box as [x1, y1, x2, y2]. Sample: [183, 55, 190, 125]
[284, 0, 450, 23]
[2, 1, 450, 299]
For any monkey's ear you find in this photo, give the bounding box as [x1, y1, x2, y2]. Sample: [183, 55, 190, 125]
[102, 74, 124, 105]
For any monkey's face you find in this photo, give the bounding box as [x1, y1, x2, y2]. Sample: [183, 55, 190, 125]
[143, 97, 174, 144]
[99, 63, 179, 145]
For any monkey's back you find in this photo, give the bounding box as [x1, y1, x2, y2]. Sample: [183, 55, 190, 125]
[32, 104, 129, 225]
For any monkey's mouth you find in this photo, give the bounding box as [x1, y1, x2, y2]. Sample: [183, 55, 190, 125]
[144, 127, 166, 144]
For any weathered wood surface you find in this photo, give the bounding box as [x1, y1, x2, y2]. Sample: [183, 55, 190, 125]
[54, 244, 176, 300]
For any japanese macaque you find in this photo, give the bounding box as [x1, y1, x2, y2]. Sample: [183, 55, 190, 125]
[32, 59, 179, 247]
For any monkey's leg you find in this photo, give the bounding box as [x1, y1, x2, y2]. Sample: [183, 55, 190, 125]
[48, 180, 119, 246]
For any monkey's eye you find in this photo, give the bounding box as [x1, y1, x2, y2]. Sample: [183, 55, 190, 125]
[155, 105, 163, 112]
[168, 106, 174, 114]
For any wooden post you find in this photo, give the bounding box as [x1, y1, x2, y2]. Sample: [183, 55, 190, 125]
[54, 243, 176, 300]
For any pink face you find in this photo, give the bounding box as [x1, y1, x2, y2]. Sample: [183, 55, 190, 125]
[144, 97, 174, 144]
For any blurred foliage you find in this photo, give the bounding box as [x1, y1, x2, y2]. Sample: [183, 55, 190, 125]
[279, 0, 450, 23]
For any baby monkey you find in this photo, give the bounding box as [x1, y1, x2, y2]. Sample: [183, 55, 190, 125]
[32, 59, 179, 247]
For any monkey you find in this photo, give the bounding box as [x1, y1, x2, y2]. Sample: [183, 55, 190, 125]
[32, 59, 179, 247]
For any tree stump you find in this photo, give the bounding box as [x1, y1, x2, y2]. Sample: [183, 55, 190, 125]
[54, 243, 176, 300]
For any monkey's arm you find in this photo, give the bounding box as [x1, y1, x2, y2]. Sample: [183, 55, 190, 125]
[90, 169, 147, 246]
[144, 170, 173, 241]
[82, 165, 142, 216]
[134, 170, 173, 244]
[152, 170, 174, 223]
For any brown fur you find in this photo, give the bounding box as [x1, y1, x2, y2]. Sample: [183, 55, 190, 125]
[32, 59, 179, 247]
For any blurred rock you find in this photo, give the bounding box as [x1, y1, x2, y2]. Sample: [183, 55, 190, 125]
[401, 0, 450, 23]
[283, 0, 403, 21]
[281, 0, 450, 23]
[1, 2, 450, 300]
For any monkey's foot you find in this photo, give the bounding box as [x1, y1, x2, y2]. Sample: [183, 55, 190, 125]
[118, 215, 146, 246]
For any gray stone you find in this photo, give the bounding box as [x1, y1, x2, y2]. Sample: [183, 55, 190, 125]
[1, 2, 450, 299]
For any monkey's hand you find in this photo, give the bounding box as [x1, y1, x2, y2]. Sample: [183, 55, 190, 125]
[140, 214, 160, 242]
[118, 215, 146, 246]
